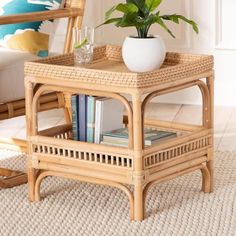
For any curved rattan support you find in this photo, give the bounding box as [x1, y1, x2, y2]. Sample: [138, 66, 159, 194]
[196, 81, 211, 128]
[142, 81, 200, 112]
[35, 170, 135, 220]
[143, 163, 208, 214]
[141, 80, 211, 133]
[32, 84, 134, 148]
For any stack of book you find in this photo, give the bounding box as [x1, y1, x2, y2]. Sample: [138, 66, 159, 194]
[101, 128, 177, 147]
[71, 95, 124, 143]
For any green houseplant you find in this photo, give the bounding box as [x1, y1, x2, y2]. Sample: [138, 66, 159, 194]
[99, 0, 199, 72]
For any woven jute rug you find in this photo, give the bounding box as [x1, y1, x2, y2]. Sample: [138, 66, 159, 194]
[0, 150, 236, 236]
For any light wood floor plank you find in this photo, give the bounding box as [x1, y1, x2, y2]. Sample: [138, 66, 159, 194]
[214, 106, 233, 151]
[173, 104, 202, 125]
[0, 116, 25, 138]
[145, 103, 181, 121]
[218, 107, 236, 151]
[1, 109, 64, 140]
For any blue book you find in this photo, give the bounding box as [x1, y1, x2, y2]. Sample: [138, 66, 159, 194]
[86, 96, 96, 143]
[78, 94, 87, 141]
[71, 95, 79, 140]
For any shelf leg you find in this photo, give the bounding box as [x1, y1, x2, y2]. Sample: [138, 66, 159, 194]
[132, 93, 145, 221]
[206, 72, 215, 129]
[25, 77, 37, 201]
[207, 148, 214, 193]
[28, 167, 36, 201]
[201, 163, 211, 193]
[25, 77, 34, 139]
[206, 72, 214, 192]
[134, 183, 144, 221]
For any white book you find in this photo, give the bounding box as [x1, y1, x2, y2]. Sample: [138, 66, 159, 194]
[94, 98, 124, 144]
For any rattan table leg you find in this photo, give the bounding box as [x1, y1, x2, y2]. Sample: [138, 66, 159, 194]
[134, 184, 144, 220]
[132, 93, 145, 221]
[206, 149, 214, 193]
[200, 161, 211, 193]
[207, 73, 215, 129]
[206, 73, 215, 192]
[28, 167, 36, 201]
[25, 77, 36, 201]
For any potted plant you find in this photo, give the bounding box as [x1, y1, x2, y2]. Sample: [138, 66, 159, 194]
[99, 0, 199, 72]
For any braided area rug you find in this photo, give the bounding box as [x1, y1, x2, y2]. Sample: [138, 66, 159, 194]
[0, 150, 236, 236]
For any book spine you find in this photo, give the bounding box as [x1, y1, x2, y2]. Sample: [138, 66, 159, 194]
[94, 100, 102, 144]
[86, 96, 95, 143]
[78, 94, 87, 142]
[71, 95, 78, 140]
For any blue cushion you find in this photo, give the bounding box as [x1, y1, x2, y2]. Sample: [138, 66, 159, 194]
[0, 0, 62, 57]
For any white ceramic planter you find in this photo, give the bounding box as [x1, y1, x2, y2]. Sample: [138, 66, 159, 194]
[122, 36, 166, 73]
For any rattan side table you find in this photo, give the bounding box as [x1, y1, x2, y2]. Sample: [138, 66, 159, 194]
[25, 45, 214, 221]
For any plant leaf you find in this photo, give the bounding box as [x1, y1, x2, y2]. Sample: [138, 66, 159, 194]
[143, 12, 160, 26]
[105, 5, 117, 20]
[116, 3, 139, 14]
[105, 3, 138, 21]
[116, 13, 142, 28]
[177, 15, 199, 33]
[126, 0, 149, 17]
[155, 15, 175, 38]
[161, 14, 199, 34]
[96, 18, 123, 28]
[145, 0, 162, 11]
[99, 1, 199, 39]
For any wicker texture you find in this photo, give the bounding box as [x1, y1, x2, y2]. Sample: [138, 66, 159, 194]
[25, 45, 214, 89]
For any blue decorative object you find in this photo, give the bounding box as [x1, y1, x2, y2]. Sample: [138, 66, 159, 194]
[0, 0, 62, 56]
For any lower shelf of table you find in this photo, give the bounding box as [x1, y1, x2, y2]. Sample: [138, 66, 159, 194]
[29, 122, 213, 185]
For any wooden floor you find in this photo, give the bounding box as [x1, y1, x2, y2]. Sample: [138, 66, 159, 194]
[0, 103, 235, 151]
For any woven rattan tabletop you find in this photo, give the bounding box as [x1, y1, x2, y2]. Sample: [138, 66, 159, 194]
[25, 45, 214, 94]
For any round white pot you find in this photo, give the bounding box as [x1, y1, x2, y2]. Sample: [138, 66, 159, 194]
[122, 36, 166, 73]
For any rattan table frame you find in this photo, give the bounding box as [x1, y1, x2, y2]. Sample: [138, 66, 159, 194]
[25, 45, 214, 221]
